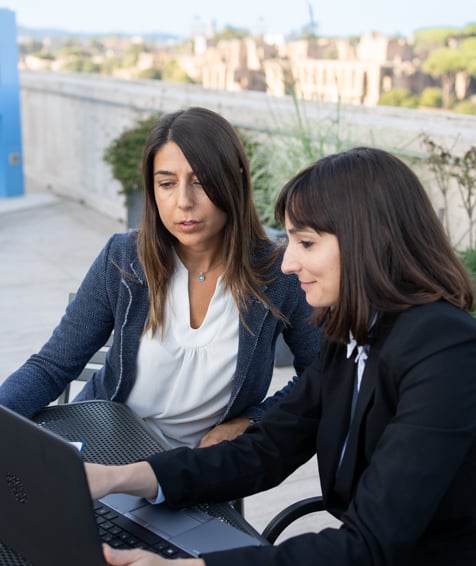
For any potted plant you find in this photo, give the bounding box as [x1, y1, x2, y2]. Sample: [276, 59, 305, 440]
[103, 113, 162, 228]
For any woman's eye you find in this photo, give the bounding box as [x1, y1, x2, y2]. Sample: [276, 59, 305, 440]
[299, 240, 313, 249]
[158, 181, 174, 189]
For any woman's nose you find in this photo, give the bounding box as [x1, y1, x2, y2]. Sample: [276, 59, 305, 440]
[281, 246, 299, 275]
[177, 182, 194, 208]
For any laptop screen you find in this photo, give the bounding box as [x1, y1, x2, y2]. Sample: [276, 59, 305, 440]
[0, 405, 266, 566]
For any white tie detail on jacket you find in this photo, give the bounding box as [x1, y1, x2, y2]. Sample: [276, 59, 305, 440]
[346, 333, 369, 392]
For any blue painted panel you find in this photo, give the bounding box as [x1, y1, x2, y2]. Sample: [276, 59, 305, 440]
[0, 8, 24, 197]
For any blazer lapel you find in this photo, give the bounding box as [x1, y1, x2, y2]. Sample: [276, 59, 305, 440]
[318, 341, 358, 498]
[219, 297, 268, 418]
[239, 297, 268, 369]
[333, 349, 378, 500]
[333, 315, 397, 501]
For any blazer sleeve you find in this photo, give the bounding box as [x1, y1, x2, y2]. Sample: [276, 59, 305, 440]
[146, 354, 322, 505]
[0, 235, 117, 417]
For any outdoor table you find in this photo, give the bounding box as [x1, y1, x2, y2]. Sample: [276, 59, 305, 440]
[0, 400, 262, 565]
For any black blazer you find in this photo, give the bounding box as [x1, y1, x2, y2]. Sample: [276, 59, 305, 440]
[148, 301, 476, 565]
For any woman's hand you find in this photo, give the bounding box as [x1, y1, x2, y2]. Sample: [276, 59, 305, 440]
[103, 544, 205, 565]
[84, 461, 159, 501]
[199, 417, 252, 447]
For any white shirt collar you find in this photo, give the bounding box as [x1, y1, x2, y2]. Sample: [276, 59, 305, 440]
[346, 331, 370, 391]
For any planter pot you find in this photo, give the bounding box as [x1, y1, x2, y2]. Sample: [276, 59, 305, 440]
[274, 334, 293, 367]
[126, 190, 144, 230]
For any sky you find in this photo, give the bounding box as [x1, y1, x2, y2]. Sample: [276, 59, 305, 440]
[3, 0, 475, 39]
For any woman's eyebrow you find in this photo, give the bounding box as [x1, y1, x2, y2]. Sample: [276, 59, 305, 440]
[154, 169, 175, 176]
[287, 226, 312, 235]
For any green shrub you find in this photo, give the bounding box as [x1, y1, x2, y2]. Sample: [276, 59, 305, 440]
[419, 87, 443, 108]
[103, 113, 162, 198]
[460, 248, 476, 315]
[242, 95, 356, 228]
[237, 129, 277, 227]
[378, 89, 419, 108]
[460, 248, 476, 280]
[452, 99, 476, 115]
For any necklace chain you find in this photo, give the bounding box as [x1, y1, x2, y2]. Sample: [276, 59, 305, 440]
[196, 260, 223, 282]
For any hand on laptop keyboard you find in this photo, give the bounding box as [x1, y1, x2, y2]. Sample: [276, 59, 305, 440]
[94, 502, 189, 559]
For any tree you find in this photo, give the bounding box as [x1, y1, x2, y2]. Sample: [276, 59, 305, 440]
[423, 47, 468, 108]
[413, 27, 459, 55]
[161, 60, 194, 84]
[19, 39, 43, 55]
[460, 37, 476, 71]
[461, 23, 476, 38]
[214, 26, 248, 41]
[457, 37, 476, 99]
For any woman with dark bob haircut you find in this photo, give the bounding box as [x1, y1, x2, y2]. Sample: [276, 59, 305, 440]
[0, 107, 320, 449]
[87, 146, 475, 565]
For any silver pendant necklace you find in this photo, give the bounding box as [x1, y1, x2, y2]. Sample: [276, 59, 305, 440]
[196, 260, 223, 282]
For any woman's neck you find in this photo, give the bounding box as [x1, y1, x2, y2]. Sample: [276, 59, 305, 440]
[175, 246, 224, 274]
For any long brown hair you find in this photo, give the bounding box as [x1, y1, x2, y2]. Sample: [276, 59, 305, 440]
[275, 147, 474, 344]
[137, 107, 283, 335]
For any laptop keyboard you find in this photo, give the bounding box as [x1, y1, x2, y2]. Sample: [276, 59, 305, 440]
[94, 501, 192, 559]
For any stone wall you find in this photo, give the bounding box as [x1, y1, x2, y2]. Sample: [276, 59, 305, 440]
[20, 71, 476, 246]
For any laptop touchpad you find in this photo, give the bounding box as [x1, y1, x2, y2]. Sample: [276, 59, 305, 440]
[130, 505, 209, 537]
[172, 518, 263, 553]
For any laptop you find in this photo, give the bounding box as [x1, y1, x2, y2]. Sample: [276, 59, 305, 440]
[0, 405, 267, 566]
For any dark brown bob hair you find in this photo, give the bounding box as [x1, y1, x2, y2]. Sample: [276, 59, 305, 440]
[275, 147, 474, 344]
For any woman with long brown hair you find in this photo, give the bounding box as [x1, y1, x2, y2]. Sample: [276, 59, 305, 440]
[0, 107, 319, 449]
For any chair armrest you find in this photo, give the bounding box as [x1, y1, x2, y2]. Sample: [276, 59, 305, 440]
[261, 496, 325, 543]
